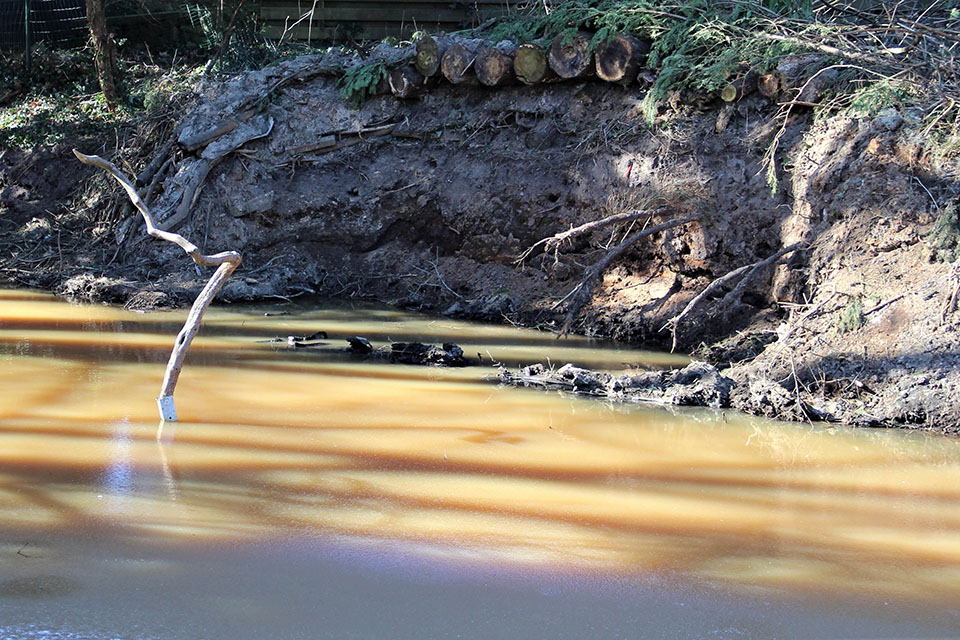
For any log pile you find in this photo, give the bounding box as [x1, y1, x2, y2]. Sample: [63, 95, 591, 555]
[375, 29, 783, 111]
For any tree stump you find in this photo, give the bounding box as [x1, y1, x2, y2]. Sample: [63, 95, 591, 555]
[595, 35, 650, 85]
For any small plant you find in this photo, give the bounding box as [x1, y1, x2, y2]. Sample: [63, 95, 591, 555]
[338, 60, 388, 107]
[929, 201, 960, 263]
[837, 296, 864, 333]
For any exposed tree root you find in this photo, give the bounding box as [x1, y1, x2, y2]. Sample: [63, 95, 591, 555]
[554, 214, 701, 337]
[73, 149, 242, 423]
[662, 243, 804, 352]
[516, 207, 671, 264]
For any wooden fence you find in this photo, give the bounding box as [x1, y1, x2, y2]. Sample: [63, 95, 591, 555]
[259, 0, 511, 42]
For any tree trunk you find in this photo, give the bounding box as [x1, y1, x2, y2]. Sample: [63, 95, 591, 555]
[415, 34, 451, 77]
[389, 65, 430, 99]
[441, 39, 484, 85]
[514, 43, 558, 85]
[84, 0, 118, 106]
[548, 32, 595, 80]
[476, 40, 517, 87]
[595, 35, 650, 85]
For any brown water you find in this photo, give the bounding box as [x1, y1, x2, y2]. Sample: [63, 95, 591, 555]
[1, 289, 959, 639]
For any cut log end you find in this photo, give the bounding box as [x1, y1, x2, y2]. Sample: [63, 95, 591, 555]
[476, 42, 517, 87]
[759, 73, 780, 98]
[415, 35, 445, 77]
[514, 43, 555, 85]
[441, 42, 480, 85]
[389, 65, 429, 99]
[548, 32, 595, 80]
[595, 35, 650, 84]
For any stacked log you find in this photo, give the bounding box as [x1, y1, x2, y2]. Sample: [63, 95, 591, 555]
[548, 32, 595, 80]
[476, 40, 517, 87]
[514, 43, 558, 85]
[595, 35, 650, 85]
[720, 70, 759, 102]
[440, 38, 485, 85]
[415, 35, 450, 78]
[388, 65, 431, 99]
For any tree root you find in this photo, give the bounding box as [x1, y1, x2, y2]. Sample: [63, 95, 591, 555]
[74, 149, 242, 423]
[662, 243, 804, 352]
[516, 207, 670, 264]
[554, 214, 701, 337]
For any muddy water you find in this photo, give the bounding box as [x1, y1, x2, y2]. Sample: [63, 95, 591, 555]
[1, 289, 959, 639]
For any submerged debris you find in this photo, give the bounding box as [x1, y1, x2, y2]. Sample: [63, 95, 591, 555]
[389, 342, 468, 366]
[346, 337, 471, 366]
[500, 361, 734, 409]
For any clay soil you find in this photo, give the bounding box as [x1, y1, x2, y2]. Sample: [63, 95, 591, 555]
[2, 52, 960, 433]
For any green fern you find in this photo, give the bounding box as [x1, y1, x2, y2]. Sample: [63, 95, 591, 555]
[338, 61, 388, 107]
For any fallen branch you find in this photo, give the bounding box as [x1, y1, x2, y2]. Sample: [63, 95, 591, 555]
[662, 243, 803, 352]
[556, 214, 701, 336]
[516, 207, 670, 264]
[73, 149, 242, 423]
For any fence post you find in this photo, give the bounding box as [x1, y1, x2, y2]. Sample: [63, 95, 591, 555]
[23, 0, 31, 73]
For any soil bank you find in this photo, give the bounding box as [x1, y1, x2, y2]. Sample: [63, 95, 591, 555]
[2, 52, 959, 433]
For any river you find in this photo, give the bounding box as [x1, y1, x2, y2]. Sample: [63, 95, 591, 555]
[0, 289, 959, 639]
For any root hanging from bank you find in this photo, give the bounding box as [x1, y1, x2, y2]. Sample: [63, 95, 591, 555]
[554, 214, 702, 337]
[662, 243, 804, 352]
[516, 207, 671, 264]
[73, 149, 242, 424]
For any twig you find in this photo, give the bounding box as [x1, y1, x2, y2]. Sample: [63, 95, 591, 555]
[864, 293, 905, 316]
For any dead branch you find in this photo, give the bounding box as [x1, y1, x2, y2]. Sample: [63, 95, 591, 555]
[517, 207, 670, 264]
[663, 243, 803, 352]
[164, 116, 274, 230]
[555, 214, 701, 337]
[73, 149, 241, 423]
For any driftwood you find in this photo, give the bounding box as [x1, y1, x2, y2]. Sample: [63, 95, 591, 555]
[548, 32, 595, 80]
[595, 35, 650, 84]
[516, 207, 669, 264]
[73, 150, 242, 423]
[514, 43, 558, 85]
[662, 243, 803, 352]
[476, 41, 517, 87]
[555, 214, 702, 336]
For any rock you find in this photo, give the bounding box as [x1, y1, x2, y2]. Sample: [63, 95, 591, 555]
[874, 107, 903, 132]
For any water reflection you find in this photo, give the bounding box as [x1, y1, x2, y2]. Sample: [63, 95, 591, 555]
[1, 291, 960, 612]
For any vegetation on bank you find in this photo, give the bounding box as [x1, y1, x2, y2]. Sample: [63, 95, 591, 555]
[3, 2, 958, 150]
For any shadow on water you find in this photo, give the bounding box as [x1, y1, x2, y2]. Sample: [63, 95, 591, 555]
[2, 291, 960, 638]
